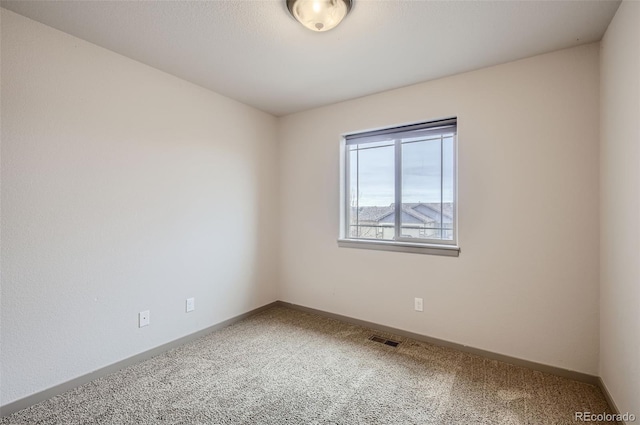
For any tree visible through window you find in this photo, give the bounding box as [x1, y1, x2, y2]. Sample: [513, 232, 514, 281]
[343, 118, 457, 248]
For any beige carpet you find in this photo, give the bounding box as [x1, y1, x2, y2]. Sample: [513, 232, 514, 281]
[1, 306, 613, 424]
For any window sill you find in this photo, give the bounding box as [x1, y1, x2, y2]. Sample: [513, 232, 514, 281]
[337, 239, 460, 257]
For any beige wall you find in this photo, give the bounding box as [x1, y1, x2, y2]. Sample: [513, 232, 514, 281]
[599, 0, 640, 416]
[278, 44, 601, 374]
[0, 9, 279, 405]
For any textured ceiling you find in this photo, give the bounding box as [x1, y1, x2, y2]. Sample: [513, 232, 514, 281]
[1, 0, 621, 116]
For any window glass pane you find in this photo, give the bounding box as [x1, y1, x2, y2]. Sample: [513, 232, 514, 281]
[348, 150, 358, 238]
[401, 137, 445, 240]
[442, 135, 455, 240]
[349, 143, 395, 240]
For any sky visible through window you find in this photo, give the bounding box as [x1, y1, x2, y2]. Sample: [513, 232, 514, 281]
[350, 135, 454, 207]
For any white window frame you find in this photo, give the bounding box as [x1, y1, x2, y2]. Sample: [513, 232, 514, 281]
[338, 118, 460, 257]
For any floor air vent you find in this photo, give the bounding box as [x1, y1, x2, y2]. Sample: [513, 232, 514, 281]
[369, 335, 400, 347]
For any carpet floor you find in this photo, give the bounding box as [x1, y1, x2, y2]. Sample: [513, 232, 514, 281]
[1, 306, 613, 424]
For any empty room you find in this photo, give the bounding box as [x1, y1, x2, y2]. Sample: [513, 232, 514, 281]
[1, 0, 638, 424]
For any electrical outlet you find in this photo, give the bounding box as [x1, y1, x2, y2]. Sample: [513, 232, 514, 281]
[139, 310, 150, 327]
[186, 297, 195, 313]
[414, 298, 423, 312]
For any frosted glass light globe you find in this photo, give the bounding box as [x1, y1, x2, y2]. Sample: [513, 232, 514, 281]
[287, 0, 352, 32]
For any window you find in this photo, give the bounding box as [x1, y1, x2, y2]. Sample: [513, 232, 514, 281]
[339, 118, 459, 256]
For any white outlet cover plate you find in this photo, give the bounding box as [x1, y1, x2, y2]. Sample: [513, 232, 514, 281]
[139, 310, 150, 327]
[414, 298, 424, 312]
[186, 298, 195, 313]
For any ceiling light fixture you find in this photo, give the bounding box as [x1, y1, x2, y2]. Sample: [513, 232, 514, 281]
[286, 0, 352, 32]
